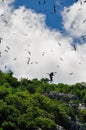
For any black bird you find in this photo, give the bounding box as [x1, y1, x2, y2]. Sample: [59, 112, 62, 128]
[66, 9, 70, 12]
[84, 0, 86, 3]
[43, 0, 46, 5]
[58, 42, 61, 46]
[60, 57, 63, 61]
[3, 20, 8, 24]
[72, 44, 76, 51]
[6, 46, 10, 50]
[54, 4, 56, 13]
[69, 72, 73, 75]
[81, 35, 86, 41]
[38, 1, 41, 5]
[25, 49, 31, 55]
[0, 38, 3, 43]
[5, 49, 8, 53]
[57, 65, 59, 68]
[47, 72, 56, 82]
[26, 57, 30, 64]
[4, 65, 7, 69]
[83, 19, 86, 23]
[13, 58, 16, 61]
[0, 52, 1, 57]
[42, 52, 45, 56]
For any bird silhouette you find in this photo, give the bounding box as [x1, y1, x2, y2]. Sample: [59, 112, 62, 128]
[4, 65, 7, 69]
[53, 4, 56, 13]
[72, 44, 76, 51]
[13, 58, 16, 61]
[69, 72, 73, 75]
[83, 19, 86, 23]
[47, 72, 56, 82]
[43, 0, 46, 5]
[58, 42, 61, 46]
[3, 20, 8, 24]
[5, 49, 8, 53]
[0, 38, 3, 44]
[60, 57, 63, 61]
[6, 46, 10, 50]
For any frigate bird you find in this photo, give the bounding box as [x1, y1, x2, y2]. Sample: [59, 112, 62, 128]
[13, 58, 16, 61]
[47, 72, 56, 82]
[83, 19, 86, 23]
[69, 72, 73, 75]
[60, 57, 63, 61]
[58, 42, 61, 46]
[0, 38, 3, 44]
[72, 44, 76, 51]
[53, 4, 56, 13]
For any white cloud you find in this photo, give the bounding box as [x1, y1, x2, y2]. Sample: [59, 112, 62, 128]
[62, 0, 86, 39]
[0, 0, 86, 84]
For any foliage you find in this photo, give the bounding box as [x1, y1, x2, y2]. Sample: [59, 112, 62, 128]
[0, 71, 86, 129]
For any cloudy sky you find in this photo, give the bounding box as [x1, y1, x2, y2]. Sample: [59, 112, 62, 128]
[0, 0, 86, 84]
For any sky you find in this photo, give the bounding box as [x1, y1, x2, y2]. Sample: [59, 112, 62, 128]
[0, 0, 86, 84]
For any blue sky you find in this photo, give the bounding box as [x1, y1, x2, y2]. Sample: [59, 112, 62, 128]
[14, 0, 76, 30]
[1, 0, 86, 84]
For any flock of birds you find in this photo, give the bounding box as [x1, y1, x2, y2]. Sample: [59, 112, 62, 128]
[0, 0, 86, 82]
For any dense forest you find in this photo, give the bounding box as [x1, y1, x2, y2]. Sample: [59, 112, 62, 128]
[0, 70, 86, 130]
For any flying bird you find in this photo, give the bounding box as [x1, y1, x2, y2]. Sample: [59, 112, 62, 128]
[25, 49, 31, 55]
[58, 42, 61, 46]
[66, 9, 70, 12]
[83, 19, 86, 24]
[6, 46, 10, 50]
[72, 44, 76, 51]
[26, 57, 30, 64]
[13, 58, 16, 61]
[47, 72, 56, 82]
[53, 4, 56, 13]
[5, 49, 8, 53]
[42, 52, 45, 56]
[38, 1, 41, 5]
[84, 0, 86, 3]
[0, 52, 1, 57]
[0, 38, 3, 43]
[3, 20, 8, 24]
[4, 65, 7, 69]
[81, 35, 86, 41]
[69, 72, 73, 75]
[60, 57, 63, 61]
[43, 0, 46, 5]
[35, 62, 39, 64]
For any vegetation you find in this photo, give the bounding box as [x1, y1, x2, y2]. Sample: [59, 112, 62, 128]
[0, 70, 86, 130]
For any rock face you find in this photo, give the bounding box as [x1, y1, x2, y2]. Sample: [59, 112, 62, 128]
[47, 91, 78, 102]
[56, 125, 66, 130]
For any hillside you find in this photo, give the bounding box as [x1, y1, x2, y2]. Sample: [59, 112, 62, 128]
[0, 70, 86, 130]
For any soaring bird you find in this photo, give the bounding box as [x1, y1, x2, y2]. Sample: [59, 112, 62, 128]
[54, 4, 56, 13]
[3, 20, 8, 24]
[5, 49, 8, 53]
[13, 58, 16, 61]
[69, 72, 73, 75]
[60, 57, 63, 61]
[72, 44, 76, 51]
[81, 35, 86, 42]
[47, 72, 56, 82]
[38, 0, 41, 5]
[58, 42, 61, 46]
[0, 38, 3, 44]
[83, 19, 86, 23]
[6, 46, 10, 50]
[43, 0, 46, 5]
